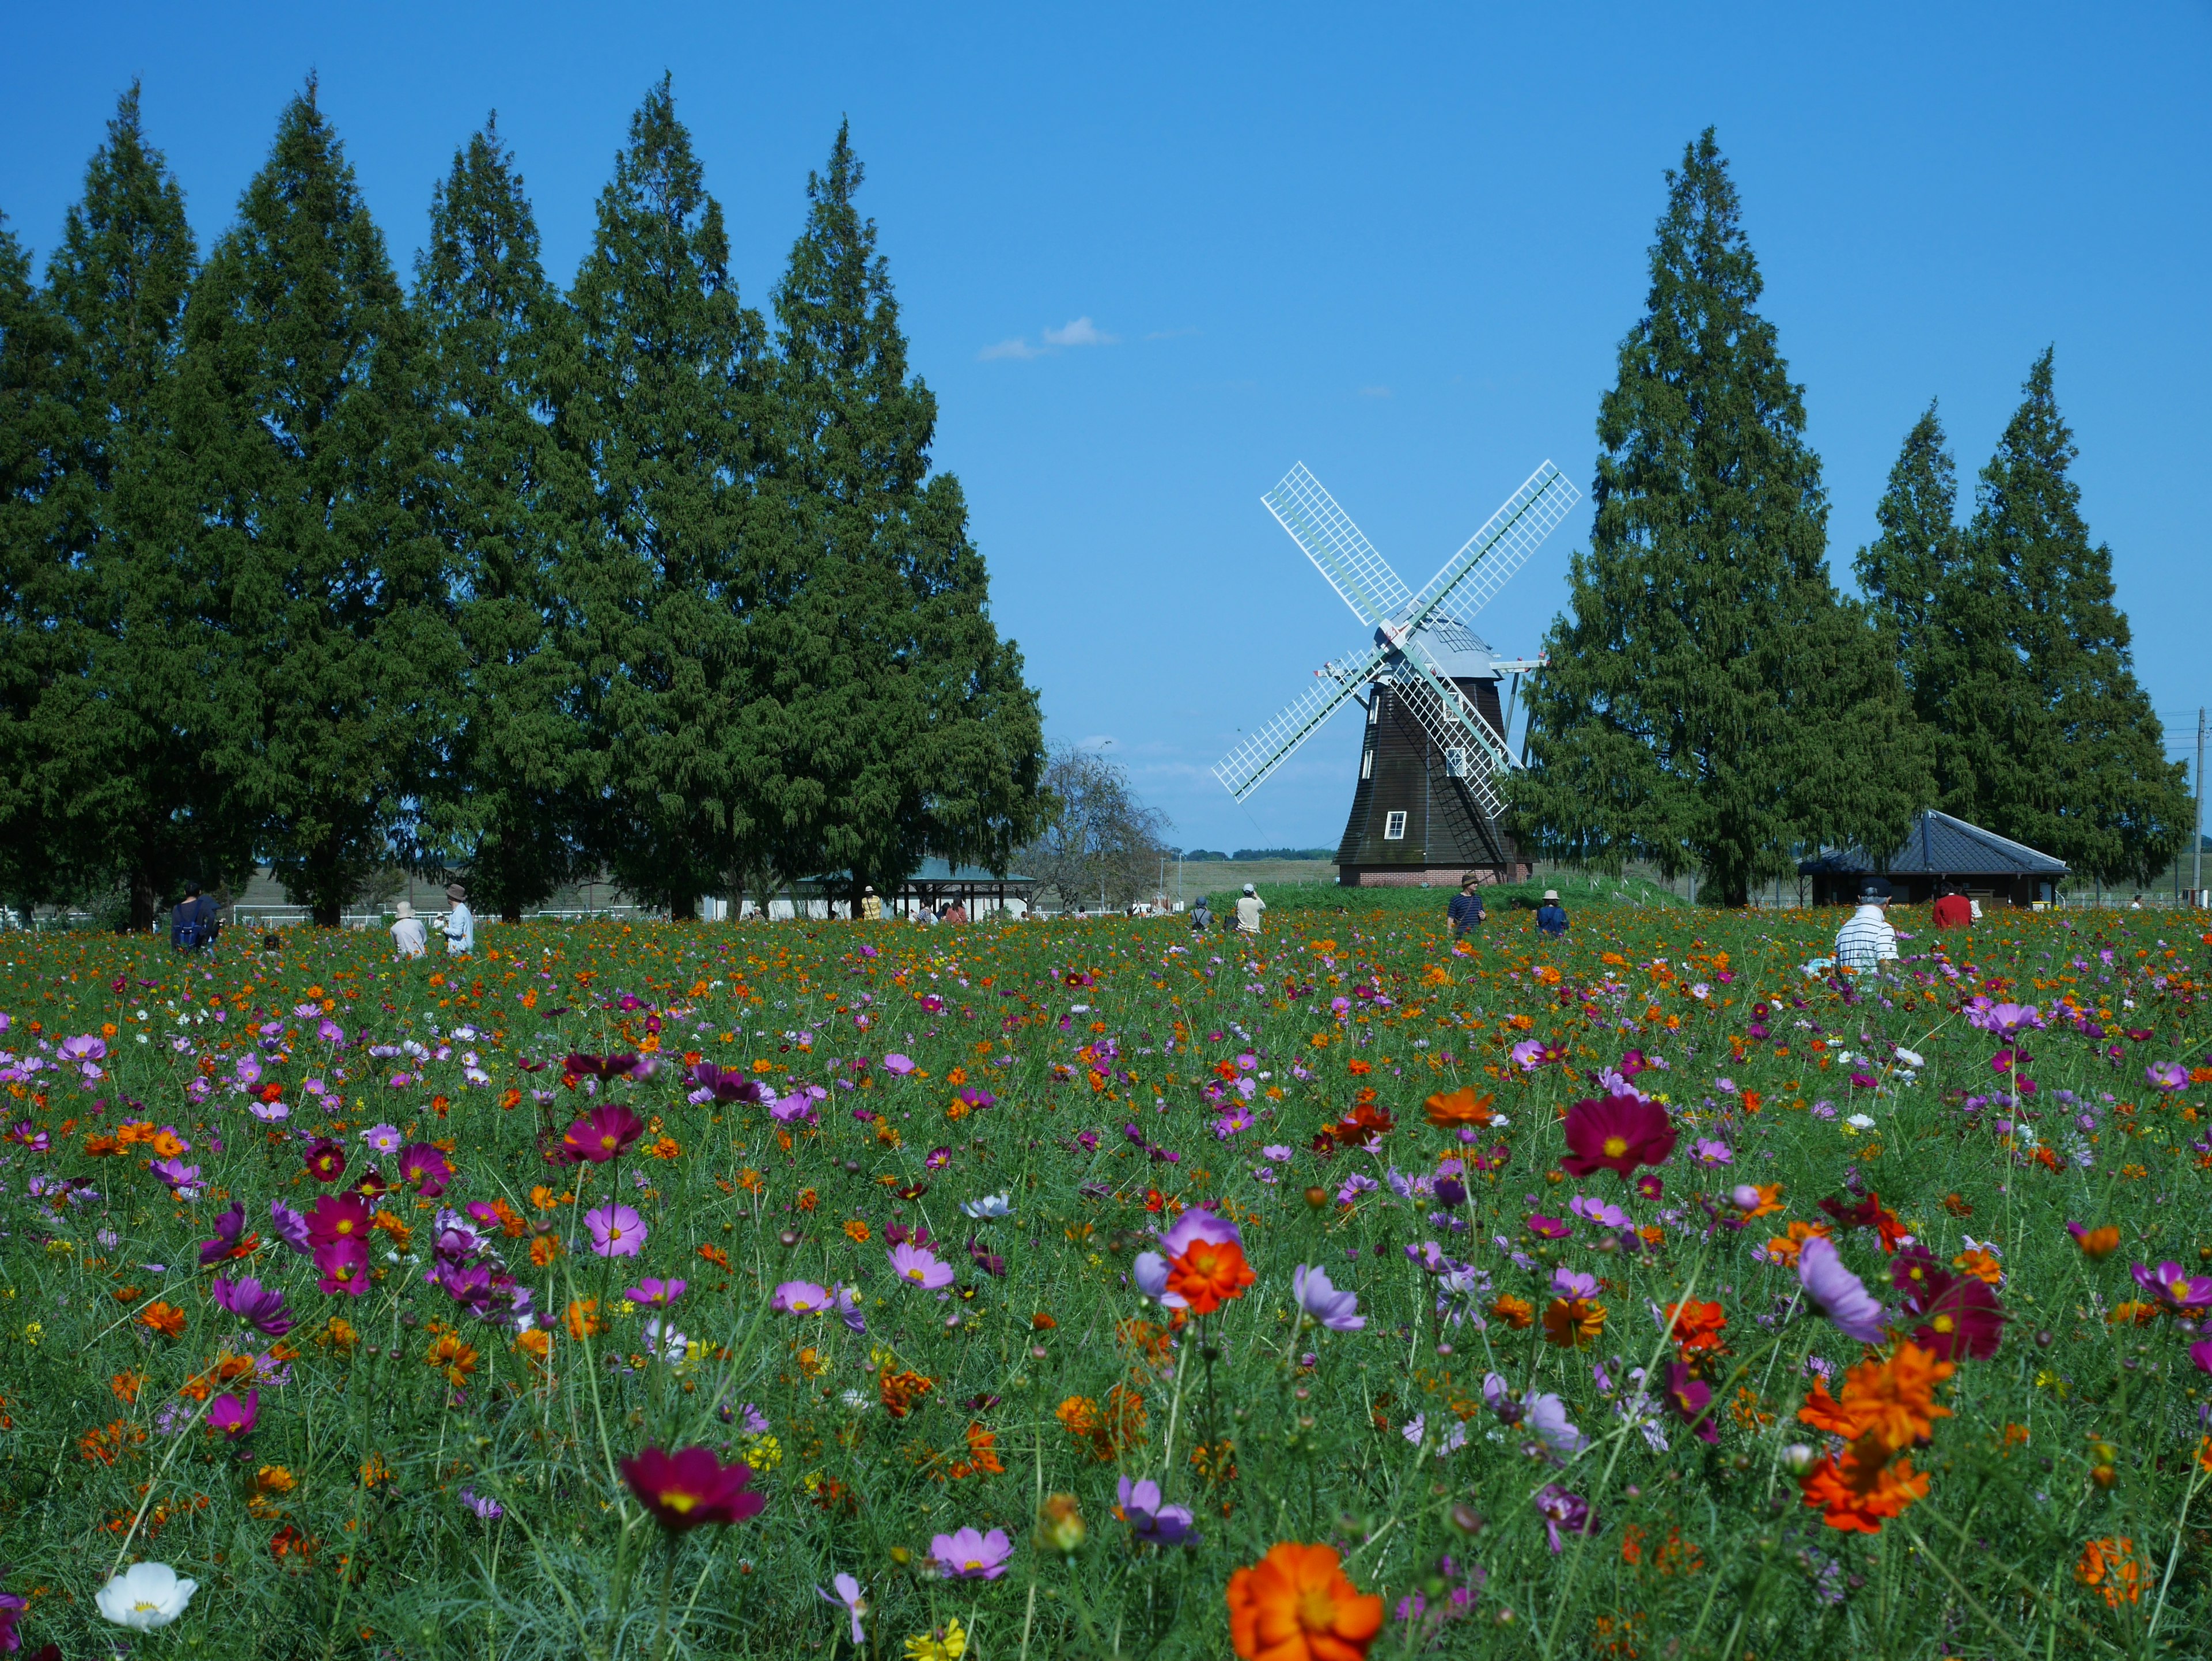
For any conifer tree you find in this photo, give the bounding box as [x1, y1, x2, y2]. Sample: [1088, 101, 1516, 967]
[34, 87, 253, 928]
[1515, 130, 1929, 905]
[753, 123, 1046, 910]
[552, 78, 763, 920]
[1949, 350, 2186, 882]
[0, 211, 76, 910]
[413, 119, 590, 921]
[165, 82, 447, 925]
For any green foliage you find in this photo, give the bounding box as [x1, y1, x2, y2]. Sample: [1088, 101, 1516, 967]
[1517, 130, 1930, 907]
[553, 79, 765, 920]
[753, 123, 1048, 907]
[169, 83, 449, 926]
[412, 119, 593, 922]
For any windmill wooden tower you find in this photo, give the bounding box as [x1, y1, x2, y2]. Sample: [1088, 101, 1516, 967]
[1213, 461, 1576, 887]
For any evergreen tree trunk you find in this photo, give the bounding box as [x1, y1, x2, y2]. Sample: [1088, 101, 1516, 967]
[1514, 130, 1927, 901]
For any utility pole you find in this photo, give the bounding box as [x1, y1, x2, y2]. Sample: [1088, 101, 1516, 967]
[2195, 706, 2205, 906]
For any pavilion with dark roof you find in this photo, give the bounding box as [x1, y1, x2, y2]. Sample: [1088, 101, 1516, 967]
[1797, 809, 2068, 909]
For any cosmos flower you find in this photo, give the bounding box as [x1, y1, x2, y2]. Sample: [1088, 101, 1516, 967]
[2131, 1261, 2212, 1318]
[772, 1280, 832, 1314]
[94, 1561, 196, 1630]
[586, 1205, 647, 1258]
[1527, 1213, 1572, 1240]
[1525, 1391, 1588, 1455]
[304, 1138, 346, 1183]
[2067, 1222, 2120, 1259]
[2146, 1061, 2188, 1092]
[197, 1201, 253, 1266]
[1663, 1363, 1718, 1444]
[888, 1243, 955, 1289]
[1693, 1137, 1733, 1167]
[270, 1200, 313, 1256]
[818, 1573, 868, 1645]
[1226, 1542, 1383, 1661]
[884, 1053, 917, 1076]
[207, 1388, 258, 1442]
[1568, 1195, 1627, 1229]
[1533, 1486, 1597, 1553]
[565, 1105, 645, 1164]
[212, 1274, 294, 1337]
[1798, 1237, 1887, 1344]
[362, 1123, 403, 1154]
[1560, 1094, 1677, 1179]
[930, 1525, 1012, 1579]
[626, 1278, 687, 1307]
[620, 1446, 766, 1530]
[1118, 1476, 1196, 1546]
[961, 1193, 1013, 1219]
[1423, 1087, 1497, 1129]
[686, 1060, 768, 1104]
[1291, 1264, 1364, 1331]
[396, 1142, 451, 1197]
[314, 1236, 372, 1297]
[306, 1193, 372, 1247]
[1166, 1236, 1257, 1315]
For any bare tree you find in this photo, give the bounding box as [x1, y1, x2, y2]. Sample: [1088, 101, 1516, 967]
[1017, 746, 1171, 913]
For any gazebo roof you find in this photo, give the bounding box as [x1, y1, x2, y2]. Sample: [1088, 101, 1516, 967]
[1797, 810, 2068, 879]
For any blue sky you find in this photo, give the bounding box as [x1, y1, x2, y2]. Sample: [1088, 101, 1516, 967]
[5, 2, 2207, 854]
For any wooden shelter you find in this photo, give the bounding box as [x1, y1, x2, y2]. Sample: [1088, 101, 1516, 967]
[1797, 809, 2067, 909]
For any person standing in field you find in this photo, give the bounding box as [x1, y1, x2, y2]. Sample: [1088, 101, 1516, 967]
[1931, 882, 1972, 931]
[1447, 876, 1486, 939]
[441, 883, 475, 956]
[1235, 884, 1267, 934]
[861, 886, 884, 922]
[169, 881, 219, 952]
[1834, 876, 1899, 971]
[390, 899, 427, 959]
[1189, 896, 1213, 934]
[1535, 888, 1570, 938]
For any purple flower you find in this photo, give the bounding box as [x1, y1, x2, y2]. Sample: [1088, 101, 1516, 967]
[198, 1201, 250, 1266]
[888, 1243, 954, 1290]
[270, 1200, 313, 1256]
[817, 1573, 868, 1645]
[212, 1274, 295, 1337]
[461, 1487, 504, 1520]
[687, 1060, 769, 1104]
[829, 1282, 868, 1334]
[585, 1205, 647, 1258]
[627, 1277, 687, 1308]
[1526, 1212, 1572, 1240]
[362, 1123, 402, 1154]
[149, 1156, 200, 1190]
[1132, 1252, 1188, 1309]
[772, 1280, 832, 1314]
[1526, 1391, 1587, 1455]
[1509, 1039, 1546, 1072]
[1692, 1137, 1733, 1167]
[883, 1053, 916, 1076]
[930, 1525, 1012, 1579]
[1117, 1475, 1196, 1546]
[58, 1034, 106, 1061]
[1798, 1236, 1887, 1343]
[1568, 1194, 1628, 1229]
[1292, 1264, 1365, 1332]
[207, 1388, 258, 1442]
[1549, 1266, 1599, 1300]
[2147, 1061, 2189, 1093]
[396, 1142, 452, 1197]
[2131, 1261, 2212, 1316]
[1533, 1484, 1596, 1552]
[1158, 1208, 1240, 1257]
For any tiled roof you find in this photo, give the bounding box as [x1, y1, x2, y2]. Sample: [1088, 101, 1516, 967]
[1798, 811, 2067, 877]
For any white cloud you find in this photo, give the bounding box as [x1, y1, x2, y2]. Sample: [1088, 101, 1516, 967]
[1043, 316, 1116, 347]
[978, 336, 1046, 361]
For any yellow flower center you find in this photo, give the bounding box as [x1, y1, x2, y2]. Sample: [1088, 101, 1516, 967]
[661, 1490, 696, 1514]
[1298, 1584, 1339, 1631]
[1603, 1136, 1629, 1157]
[1933, 1315, 1955, 1333]
[600, 1134, 619, 1150]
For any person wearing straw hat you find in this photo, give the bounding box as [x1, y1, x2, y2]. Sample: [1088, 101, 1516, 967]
[390, 899, 427, 959]
[1535, 888, 1570, 939]
[441, 883, 475, 957]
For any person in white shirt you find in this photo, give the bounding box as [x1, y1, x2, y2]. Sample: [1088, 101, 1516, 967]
[1234, 883, 1267, 934]
[390, 900, 427, 959]
[441, 882, 475, 956]
[1833, 876, 1899, 972]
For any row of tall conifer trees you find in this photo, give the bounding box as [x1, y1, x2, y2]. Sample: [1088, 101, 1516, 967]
[1517, 131, 2187, 904]
[0, 80, 1047, 926]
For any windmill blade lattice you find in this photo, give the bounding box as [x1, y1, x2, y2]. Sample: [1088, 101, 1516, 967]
[1262, 464, 1413, 629]
[1212, 640, 1392, 801]
[1402, 461, 1577, 630]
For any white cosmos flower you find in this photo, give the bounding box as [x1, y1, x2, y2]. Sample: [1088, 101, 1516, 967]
[1893, 1047, 1925, 1068]
[1845, 1113, 1876, 1130]
[96, 1560, 197, 1629]
[961, 1193, 1013, 1219]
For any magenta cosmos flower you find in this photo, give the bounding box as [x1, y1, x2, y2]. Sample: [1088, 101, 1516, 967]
[1797, 1236, 1886, 1344]
[1291, 1264, 1364, 1332]
[207, 1388, 258, 1442]
[314, 1236, 372, 1296]
[396, 1142, 452, 1197]
[212, 1273, 295, 1337]
[564, 1104, 645, 1164]
[627, 1277, 686, 1308]
[2133, 1260, 2212, 1318]
[888, 1243, 955, 1289]
[1560, 1094, 1677, 1179]
[586, 1205, 647, 1258]
[930, 1525, 1013, 1579]
[2146, 1060, 2189, 1093]
[620, 1446, 766, 1530]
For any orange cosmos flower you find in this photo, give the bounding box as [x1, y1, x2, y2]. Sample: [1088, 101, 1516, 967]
[1664, 1299, 1727, 1356]
[1736, 1183, 1785, 1220]
[1488, 1293, 1535, 1330]
[1541, 1296, 1607, 1349]
[139, 1301, 186, 1340]
[1227, 1541, 1385, 1661]
[1763, 1220, 1832, 1266]
[2073, 1536, 2141, 1607]
[2067, 1223, 2120, 1260]
[1422, 1087, 1497, 1130]
[1951, 1246, 2003, 1287]
[1800, 1447, 1929, 1533]
[1797, 1344, 1952, 1451]
[1166, 1238, 1257, 1314]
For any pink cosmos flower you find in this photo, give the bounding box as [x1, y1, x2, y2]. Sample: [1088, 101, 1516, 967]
[1798, 1236, 1886, 1343]
[930, 1525, 1013, 1579]
[1561, 1094, 1677, 1179]
[2132, 1260, 2212, 1317]
[207, 1388, 258, 1443]
[888, 1243, 954, 1289]
[1291, 1264, 1365, 1332]
[314, 1236, 372, 1296]
[396, 1142, 451, 1197]
[1117, 1477, 1196, 1546]
[772, 1280, 832, 1314]
[2146, 1061, 2189, 1092]
[627, 1278, 687, 1307]
[883, 1053, 916, 1076]
[817, 1573, 867, 1644]
[565, 1104, 646, 1164]
[586, 1205, 647, 1258]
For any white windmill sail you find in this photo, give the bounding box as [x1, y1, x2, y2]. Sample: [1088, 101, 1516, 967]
[1402, 461, 1577, 630]
[1262, 464, 1412, 628]
[1213, 640, 1392, 801]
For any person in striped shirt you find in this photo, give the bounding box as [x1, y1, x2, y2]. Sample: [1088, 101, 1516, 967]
[1834, 876, 1899, 972]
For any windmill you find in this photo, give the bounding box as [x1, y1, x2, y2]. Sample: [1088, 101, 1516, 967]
[1213, 460, 1578, 887]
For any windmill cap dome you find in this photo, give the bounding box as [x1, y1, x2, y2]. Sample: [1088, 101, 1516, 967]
[1381, 614, 1500, 678]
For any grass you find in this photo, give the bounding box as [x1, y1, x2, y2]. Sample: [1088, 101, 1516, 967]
[0, 905, 2207, 1658]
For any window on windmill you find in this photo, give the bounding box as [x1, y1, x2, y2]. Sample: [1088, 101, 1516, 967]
[1444, 747, 1466, 778]
[1368, 699, 1380, 725]
[1384, 810, 1408, 841]
[1361, 748, 1374, 780]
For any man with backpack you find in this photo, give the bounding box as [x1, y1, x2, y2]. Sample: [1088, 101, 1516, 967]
[169, 882, 219, 952]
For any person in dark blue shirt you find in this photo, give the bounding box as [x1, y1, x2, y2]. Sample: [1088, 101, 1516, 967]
[1535, 888, 1569, 938]
[1446, 876, 1486, 938]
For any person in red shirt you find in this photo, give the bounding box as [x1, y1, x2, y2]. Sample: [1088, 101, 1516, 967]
[1931, 882, 1973, 930]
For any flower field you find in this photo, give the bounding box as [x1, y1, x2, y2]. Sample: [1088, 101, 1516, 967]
[1, 899, 2209, 1659]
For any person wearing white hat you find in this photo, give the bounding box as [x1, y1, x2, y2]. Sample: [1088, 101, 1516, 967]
[1535, 888, 1569, 938]
[390, 899, 427, 959]
[1234, 883, 1267, 935]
